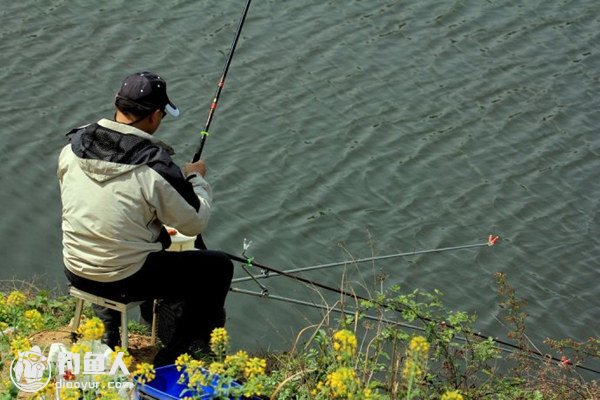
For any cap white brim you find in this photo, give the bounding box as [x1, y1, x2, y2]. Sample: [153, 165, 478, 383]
[165, 103, 180, 117]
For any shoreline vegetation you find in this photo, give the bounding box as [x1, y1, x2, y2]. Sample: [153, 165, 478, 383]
[0, 274, 598, 399]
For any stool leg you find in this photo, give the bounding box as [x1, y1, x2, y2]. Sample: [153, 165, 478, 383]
[150, 299, 158, 346]
[71, 299, 85, 342]
[121, 311, 128, 349]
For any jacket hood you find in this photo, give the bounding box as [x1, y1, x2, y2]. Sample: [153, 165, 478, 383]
[75, 157, 140, 183]
[67, 119, 175, 183]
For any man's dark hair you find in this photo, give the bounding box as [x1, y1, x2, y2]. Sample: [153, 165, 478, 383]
[115, 96, 156, 119]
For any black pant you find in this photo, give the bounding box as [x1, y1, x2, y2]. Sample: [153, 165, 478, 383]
[65, 249, 233, 364]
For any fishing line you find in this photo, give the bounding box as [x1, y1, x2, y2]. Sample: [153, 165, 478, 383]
[225, 236, 600, 375]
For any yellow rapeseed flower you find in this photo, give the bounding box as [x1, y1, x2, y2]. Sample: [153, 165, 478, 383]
[59, 387, 81, 400]
[333, 329, 358, 360]
[441, 390, 464, 400]
[98, 388, 123, 400]
[326, 366, 358, 398]
[32, 382, 56, 400]
[112, 346, 133, 369]
[402, 357, 423, 380]
[175, 353, 193, 372]
[188, 368, 209, 388]
[23, 309, 44, 331]
[208, 361, 226, 375]
[408, 335, 430, 354]
[243, 376, 265, 398]
[70, 342, 91, 355]
[77, 317, 105, 341]
[0, 293, 7, 310]
[225, 350, 249, 376]
[133, 362, 156, 385]
[209, 327, 229, 356]
[10, 336, 31, 358]
[243, 357, 266, 379]
[311, 381, 326, 397]
[6, 291, 27, 307]
[188, 358, 205, 371]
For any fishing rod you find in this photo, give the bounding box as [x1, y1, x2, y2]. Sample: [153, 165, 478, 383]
[225, 242, 600, 375]
[232, 287, 598, 370]
[230, 286, 432, 336]
[230, 287, 525, 358]
[192, 0, 253, 162]
[232, 236, 499, 284]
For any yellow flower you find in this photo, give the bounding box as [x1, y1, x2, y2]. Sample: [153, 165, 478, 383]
[112, 346, 133, 369]
[188, 358, 205, 371]
[312, 381, 326, 397]
[441, 390, 464, 400]
[59, 386, 81, 400]
[243, 357, 266, 379]
[209, 327, 229, 356]
[10, 336, 31, 358]
[0, 294, 7, 312]
[409, 335, 430, 354]
[333, 329, 358, 360]
[402, 357, 423, 380]
[77, 317, 105, 341]
[225, 350, 249, 376]
[326, 366, 358, 398]
[133, 362, 156, 385]
[70, 342, 91, 355]
[23, 309, 45, 331]
[208, 361, 225, 375]
[98, 387, 123, 400]
[243, 375, 265, 397]
[188, 368, 209, 388]
[32, 382, 56, 399]
[180, 356, 206, 389]
[6, 291, 27, 307]
[175, 353, 193, 372]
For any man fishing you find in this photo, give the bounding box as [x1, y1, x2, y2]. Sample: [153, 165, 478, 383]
[58, 71, 233, 365]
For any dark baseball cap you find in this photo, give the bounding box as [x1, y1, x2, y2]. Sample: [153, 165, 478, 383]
[116, 71, 180, 117]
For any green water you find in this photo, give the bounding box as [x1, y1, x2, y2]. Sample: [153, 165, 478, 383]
[0, 0, 598, 359]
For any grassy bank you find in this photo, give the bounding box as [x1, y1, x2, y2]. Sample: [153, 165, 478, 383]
[0, 274, 598, 399]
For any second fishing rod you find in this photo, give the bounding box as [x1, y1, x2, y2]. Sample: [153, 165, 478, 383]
[226, 251, 600, 375]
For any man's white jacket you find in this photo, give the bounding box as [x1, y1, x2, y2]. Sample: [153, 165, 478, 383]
[58, 119, 211, 282]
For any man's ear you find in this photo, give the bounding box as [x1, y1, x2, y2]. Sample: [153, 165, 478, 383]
[148, 109, 163, 124]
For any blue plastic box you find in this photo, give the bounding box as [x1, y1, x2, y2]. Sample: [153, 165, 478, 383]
[134, 364, 260, 400]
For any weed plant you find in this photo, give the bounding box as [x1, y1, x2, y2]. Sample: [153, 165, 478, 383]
[0, 275, 598, 399]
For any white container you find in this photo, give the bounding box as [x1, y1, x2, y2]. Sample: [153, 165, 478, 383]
[164, 227, 196, 252]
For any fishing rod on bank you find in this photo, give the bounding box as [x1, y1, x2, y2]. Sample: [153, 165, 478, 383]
[224, 237, 600, 375]
[192, 0, 253, 162]
[230, 287, 593, 370]
[229, 287, 518, 358]
[232, 236, 500, 284]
